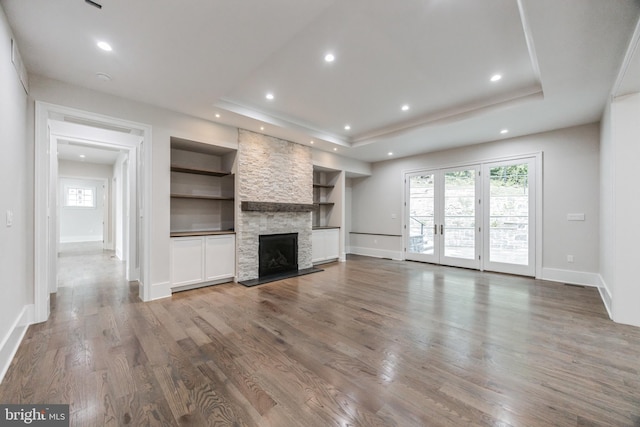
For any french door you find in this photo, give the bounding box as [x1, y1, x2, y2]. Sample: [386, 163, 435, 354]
[482, 158, 535, 276]
[406, 165, 481, 270]
[405, 157, 536, 276]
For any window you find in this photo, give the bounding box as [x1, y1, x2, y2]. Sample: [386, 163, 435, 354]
[65, 186, 96, 208]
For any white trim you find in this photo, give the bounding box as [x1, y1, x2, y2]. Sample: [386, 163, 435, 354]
[611, 12, 640, 98]
[596, 275, 613, 320]
[349, 246, 403, 261]
[149, 281, 171, 301]
[60, 236, 103, 243]
[0, 305, 33, 384]
[171, 278, 234, 293]
[540, 267, 601, 287]
[35, 102, 154, 325]
[402, 152, 543, 277]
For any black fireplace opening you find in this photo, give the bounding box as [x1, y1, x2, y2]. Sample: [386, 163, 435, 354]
[259, 233, 298, 278]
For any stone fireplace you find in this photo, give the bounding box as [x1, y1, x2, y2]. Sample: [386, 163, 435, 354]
[236, 130, 314, 283]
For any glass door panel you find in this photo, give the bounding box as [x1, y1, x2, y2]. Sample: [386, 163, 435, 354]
[405, 172, 438, 263]
[483, 158, 535, 276]
[440, 167, 480, 269]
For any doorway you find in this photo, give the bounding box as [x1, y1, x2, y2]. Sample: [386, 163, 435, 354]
[405, 155, 538, 276]
[34, 102, 152, 323]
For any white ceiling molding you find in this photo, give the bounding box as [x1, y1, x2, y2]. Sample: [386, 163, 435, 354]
[611, 14, 640, 98]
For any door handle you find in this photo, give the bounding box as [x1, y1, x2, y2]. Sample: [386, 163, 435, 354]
[440, 224, 444, 235]
[434, 224, 437, 236]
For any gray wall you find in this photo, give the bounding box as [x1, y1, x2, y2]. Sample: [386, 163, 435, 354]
[350, 123, 600, 279]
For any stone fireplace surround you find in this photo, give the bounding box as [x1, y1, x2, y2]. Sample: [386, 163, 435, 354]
[236, 130, 314, 282]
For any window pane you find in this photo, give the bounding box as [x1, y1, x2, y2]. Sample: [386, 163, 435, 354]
[408, 174, 435, 254]
[444, 169, 475, 259]
[489, 164, 529, 265]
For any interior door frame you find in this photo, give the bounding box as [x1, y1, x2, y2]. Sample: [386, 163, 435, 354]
[402, 152, 543, 277]
[35, 101, 153, 324]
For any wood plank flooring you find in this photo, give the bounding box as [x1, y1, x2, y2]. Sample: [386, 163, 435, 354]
[1, 243, 640, 426]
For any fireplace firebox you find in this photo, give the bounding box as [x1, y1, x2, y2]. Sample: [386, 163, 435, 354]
[259, 233, 298, 278]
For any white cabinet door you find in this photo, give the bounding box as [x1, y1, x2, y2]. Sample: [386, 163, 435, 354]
[325, 228, 340, 260]
[312, 228, 340, 264]
[312, 230, 325, 263]
[171, 237, 204, 287]
[205, 234, 235, 281]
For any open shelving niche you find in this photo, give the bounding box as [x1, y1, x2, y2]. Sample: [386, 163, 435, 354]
[170, 137, 236, 236]
[312, 168, 343, 264]
[169, 137, 237, 291]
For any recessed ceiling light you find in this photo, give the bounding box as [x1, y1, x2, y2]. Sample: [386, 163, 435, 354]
[333, 148, 337, 151]
[500, 129, 509, 134]
[260, 126, 264, 131]
[490, 74, 502, 82]
[401, 104, 410, 112]
[97, 41, 112, 52]
[79, 154, 86, 158]
[265, 93, 274, 100]
[215, 113, 220, 118]
[388, 152, 393, 156]
[324, 53, 335, 63]
[344, 124, 351, 131]
[310, 140, 314, 144]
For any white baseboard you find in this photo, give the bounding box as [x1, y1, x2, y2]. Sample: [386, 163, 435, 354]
[349, 246, 403, 261]
[0, 304, 34, 384]
[60, 236, 103, 243]
[149, 281, 171, 301]
[596, 275, 613, 320]
[540, 267, 601, 287]
[171, 277, 234, 293]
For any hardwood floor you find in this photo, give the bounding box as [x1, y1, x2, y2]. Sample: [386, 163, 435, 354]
[2, 245, 640, 426]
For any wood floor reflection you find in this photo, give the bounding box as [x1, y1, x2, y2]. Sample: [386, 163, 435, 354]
[1, 246, 639, 426]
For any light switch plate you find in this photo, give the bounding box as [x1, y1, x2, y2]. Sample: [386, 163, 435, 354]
[6, 210, 13, 227]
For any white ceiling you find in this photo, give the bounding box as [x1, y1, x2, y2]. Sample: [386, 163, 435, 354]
[57, 140, 122, 165]
[2, 0, 639, 163]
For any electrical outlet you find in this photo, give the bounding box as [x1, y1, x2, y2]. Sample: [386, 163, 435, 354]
[391, 213, 397, 219]
[567, 255, 574, 263]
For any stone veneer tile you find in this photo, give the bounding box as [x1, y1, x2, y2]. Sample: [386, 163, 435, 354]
[236, 130, 313, 281]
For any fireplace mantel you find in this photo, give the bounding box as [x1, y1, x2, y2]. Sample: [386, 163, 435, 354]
[240, 201, 315, 212]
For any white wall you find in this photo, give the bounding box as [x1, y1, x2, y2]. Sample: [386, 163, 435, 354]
[0, 5, 32, 380]
[59, 160, 113, 244]
[601, 93, 640, 327]
[29, 74, 238, 297]
[58, 177, 105, 243]
[350, 123, 601, 281]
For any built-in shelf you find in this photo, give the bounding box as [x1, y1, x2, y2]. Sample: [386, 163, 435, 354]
[170, 137, 236, 235]
[315, 202, 335, 206]
[170, 194, 234, 201]
[313, 183, 334, 189]
[171, 165, 231, 177]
